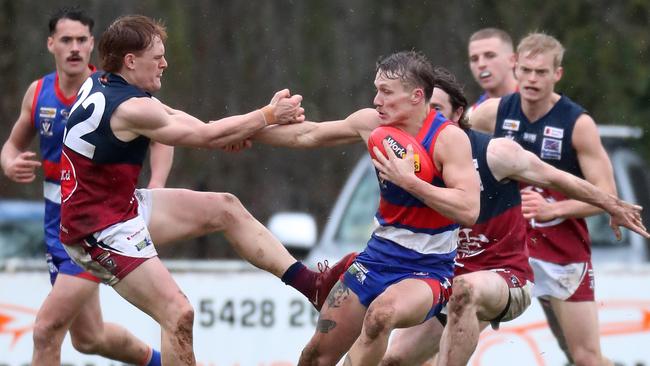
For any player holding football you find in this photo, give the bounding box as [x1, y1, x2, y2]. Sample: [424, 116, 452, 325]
[250, 50, 480, 365]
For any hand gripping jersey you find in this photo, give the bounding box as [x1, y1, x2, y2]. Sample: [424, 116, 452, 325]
[369, 111, 458, 277]
[60, 73, 151, 244]
[31, 69, 94, 258]
[494, 93, 591, 264]
[455, 130, 533, 284]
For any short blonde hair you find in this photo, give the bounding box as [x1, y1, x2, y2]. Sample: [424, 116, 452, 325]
[517, 33, 565, 69]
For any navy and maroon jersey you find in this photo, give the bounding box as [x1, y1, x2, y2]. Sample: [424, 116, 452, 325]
[455, 130, 533, 283]
[494, 93, 591, 264]
[370, 110, 458, 277]
[60, 73, 151, 244]
[30, 67, 93, 258]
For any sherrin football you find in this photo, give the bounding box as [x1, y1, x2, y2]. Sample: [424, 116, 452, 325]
[367, 126, 435, 182]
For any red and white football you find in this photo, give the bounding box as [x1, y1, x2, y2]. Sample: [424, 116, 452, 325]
[367, 126, 435, 182]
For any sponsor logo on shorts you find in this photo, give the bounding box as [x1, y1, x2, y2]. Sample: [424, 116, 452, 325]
[135, 237, 153, 251]
[126, 227, 146, 241]
[39, 107, 57, 119]
[540, 138, 562, 160]
[97, 252, 116, 272]
[502, 119, 520, 131]
[510, 274, 521, 287]
[543, 126, 564, 139]
[347, 262, 368, 285]
[45, 253, 58, 274]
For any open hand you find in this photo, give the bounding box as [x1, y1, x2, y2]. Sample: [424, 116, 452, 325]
[3, 151, 41, 183]
[607, 196, 649, 240]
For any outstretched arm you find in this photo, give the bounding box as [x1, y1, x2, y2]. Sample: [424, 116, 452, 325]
[1, 81, 41, 183]
[111, 90, 304, 149]
[252, 108, 378, 148]
[487, 137, 648, 239]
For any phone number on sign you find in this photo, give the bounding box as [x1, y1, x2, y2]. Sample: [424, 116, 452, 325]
[196, 298, 319, 328]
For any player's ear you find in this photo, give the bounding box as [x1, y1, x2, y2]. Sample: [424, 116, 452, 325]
[508, 52, 516, 68]
[124, 53, 136, 70]
[452, 106, 464, 123]
[554, 66, 563, 83]
[412, 88, 425, 104]
[47, 36, 54, 54]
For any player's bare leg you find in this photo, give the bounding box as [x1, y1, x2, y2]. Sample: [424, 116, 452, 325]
[114, 258, 195, 365]
[148, 188, 353, 308]
[69, 286, 154, 364]
[346, 279, 436, 366]
[539, 297, 575, 364]
[381, 315, 444, 365]
[149, 189, 295, 275]
[299, 281, 366, 366]
[437, 271, 509, 366]
[32, 274, 98, 365]
[550, 298, 611, 366]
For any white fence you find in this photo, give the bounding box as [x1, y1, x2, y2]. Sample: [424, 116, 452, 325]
[1, 261, 649, 365]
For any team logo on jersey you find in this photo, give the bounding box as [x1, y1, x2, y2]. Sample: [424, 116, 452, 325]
[523, 132, 537, 143]
[541, 138, 562, 160]
[457, 228, 490, 258]
[502, 119, 520, 131]
[347, 262, 368, 284]
[39, 107, 57, 119]
[543, 126, 564, 139]
[40, 119, 54, 137]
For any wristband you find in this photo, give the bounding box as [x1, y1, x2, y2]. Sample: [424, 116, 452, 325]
[260, 105, 276, 125]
